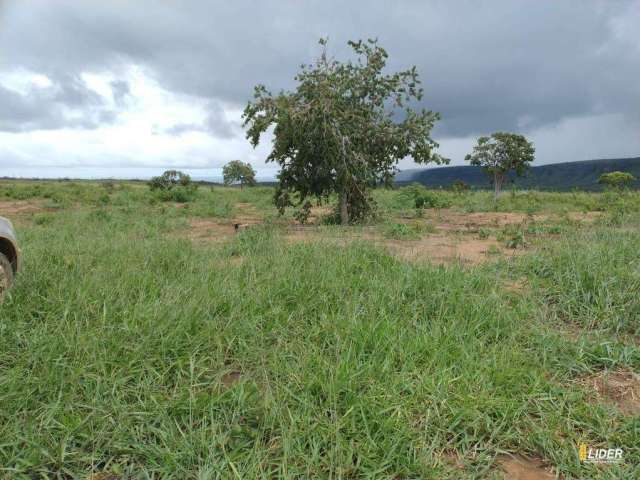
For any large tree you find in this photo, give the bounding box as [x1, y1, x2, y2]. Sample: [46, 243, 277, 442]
[243, 38, 446, 224]
[222, 160, 257, 189]
[598, 171, 636, 189]
[465, 132, 535, 199]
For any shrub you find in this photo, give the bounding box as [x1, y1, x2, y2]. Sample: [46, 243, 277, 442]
[400, 183, 451, 210]
[500, 225, 526, 249]
[451, 180, 470, 193]
[155, 186, 198, 203]
[149, 170, 194, 191]
[149, 170, 198, 202]
[415, 191, 451, 209]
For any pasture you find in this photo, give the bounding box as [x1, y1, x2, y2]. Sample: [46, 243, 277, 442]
[1, 180, 639, 478]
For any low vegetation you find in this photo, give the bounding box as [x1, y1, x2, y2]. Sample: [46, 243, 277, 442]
[222, 160, 257, 189]
[1, 179, 639, 478]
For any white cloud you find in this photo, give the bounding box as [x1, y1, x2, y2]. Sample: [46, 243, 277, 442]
[0, 65, 276, 178]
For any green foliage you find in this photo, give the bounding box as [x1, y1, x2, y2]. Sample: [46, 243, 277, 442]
[499, 224, 527, 249]
[451, 179, 470, 193]
[465, 132, 535, 198]
[477, 228, 490, 239]
[148, 170, 193, 191]
[148, 170, 198, 202]
[243, 38, 447, 225]
[0, 181, 639, 477]
[382, 221, 435, 239]
[292, 200, 312, 224]
[400, 183, 451, 210]
[222, 160, 257, 189]
[598, 171, 636, 189]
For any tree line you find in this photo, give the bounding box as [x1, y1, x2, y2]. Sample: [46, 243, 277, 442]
[151, 38, 635, 221]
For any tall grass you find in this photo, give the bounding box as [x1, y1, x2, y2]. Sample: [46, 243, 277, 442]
[0, 182, 638, 478]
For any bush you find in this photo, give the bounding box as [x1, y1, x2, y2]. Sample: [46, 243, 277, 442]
[155, 186, 198, 203]
[451, 180, 470, 193]
[400, 183, 451, 211]
[415, 192, 450, 209]
[149, 170, 194, 191]
[149, 170, 198, 202]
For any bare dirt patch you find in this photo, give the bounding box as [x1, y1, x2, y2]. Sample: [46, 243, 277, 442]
[421, 210, 536, 233]
[221, 370, 242, 387]
[0, 199, 48, 216]
[419, 209, 601, 233]
[87, 474, 119, 480]
[187, 219, 235, 242]
[504, 278, 530, 295]
[582, 369, 640, 415]
[285, 226, 521, 266]
[234, 202, 262, 223]
[567, 211, 602, 223]
[497, 454, 558, 480]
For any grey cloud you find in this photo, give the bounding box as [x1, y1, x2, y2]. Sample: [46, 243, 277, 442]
[110, 80, 130, 106]
[0, 0, 639, 148]
[0, 74, 122, 132]
[163, 101, 237, 138]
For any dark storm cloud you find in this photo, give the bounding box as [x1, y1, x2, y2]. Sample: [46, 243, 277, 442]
[0, 0, 638, 138]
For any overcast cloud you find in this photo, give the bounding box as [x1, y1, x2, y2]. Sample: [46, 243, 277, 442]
[0, 0, 638, 178]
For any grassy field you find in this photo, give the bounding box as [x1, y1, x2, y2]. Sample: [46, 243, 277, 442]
[1, 180, 639, 479]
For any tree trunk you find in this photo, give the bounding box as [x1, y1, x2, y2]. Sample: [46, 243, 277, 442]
[493, 173, 502, 200]
[339, 191, 349, 225]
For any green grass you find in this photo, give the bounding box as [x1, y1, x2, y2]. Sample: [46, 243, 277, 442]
[0, 181, 639, 478]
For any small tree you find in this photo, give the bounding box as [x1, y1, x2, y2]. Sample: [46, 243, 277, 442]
[465, 132, 535, 199]
[243, 38, 446, 225]
[149, 170, 192, 191]
[598, 171, 636, 189]
[222, 160, 257, 189]
[451, 180, 470, 193]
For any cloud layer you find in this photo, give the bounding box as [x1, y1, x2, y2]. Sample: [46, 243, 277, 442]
[0, 0, 638, 177]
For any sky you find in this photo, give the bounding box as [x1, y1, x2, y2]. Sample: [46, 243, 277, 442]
[0, 0, 639, 179]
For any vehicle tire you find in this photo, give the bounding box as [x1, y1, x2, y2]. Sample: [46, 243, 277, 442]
[0, 252, 13, 299]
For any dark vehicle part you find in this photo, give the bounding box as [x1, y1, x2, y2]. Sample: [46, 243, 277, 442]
[0, 217, 19, 298]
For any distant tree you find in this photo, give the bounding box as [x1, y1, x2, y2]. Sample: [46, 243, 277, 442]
[223, 160, 256, 189]
[598, 171, 636, 189]
[465, 132, 535, 199]
[243, 38, 446, 225]
[451, 179, 470, 193]
[149, 170, 192, 191]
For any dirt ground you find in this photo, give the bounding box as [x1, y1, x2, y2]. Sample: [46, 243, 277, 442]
[285, 226, 520, 266]
[184, 205, 547, 266]
[0, 199, 49, 216]
[497, 454, 558, 480]
[582, 369, 640, 416]
[417, 209, 601, 232]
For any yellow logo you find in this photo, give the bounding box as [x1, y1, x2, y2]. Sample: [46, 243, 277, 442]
[579, 443, 623, 463]
[579, 443, 587, 461]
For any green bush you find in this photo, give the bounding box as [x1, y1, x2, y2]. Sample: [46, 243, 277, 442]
[399, 183, 451, 210]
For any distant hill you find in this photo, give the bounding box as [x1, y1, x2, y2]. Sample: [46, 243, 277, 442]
[395, 157, 640, 190]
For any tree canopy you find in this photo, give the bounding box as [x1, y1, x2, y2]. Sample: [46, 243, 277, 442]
[222, 160, 257, 189]
[242, 38, 446, 224]
[465, 132, 535, 198]
[598, 171, 636, 189]
[149, 170, 192, 191]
